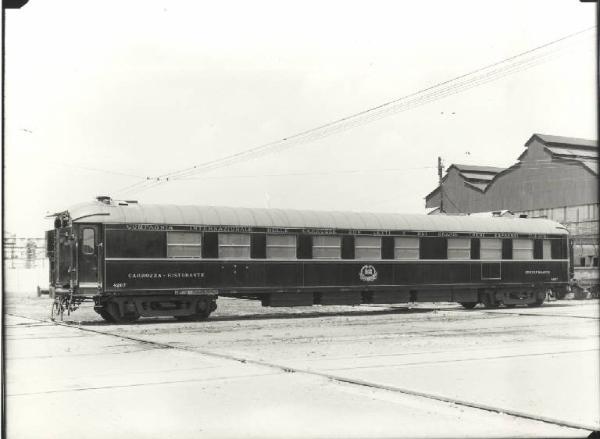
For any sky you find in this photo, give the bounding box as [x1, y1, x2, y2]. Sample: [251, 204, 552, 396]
[3, 0, 597, 238]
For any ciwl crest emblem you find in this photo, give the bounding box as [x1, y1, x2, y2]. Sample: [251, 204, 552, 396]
[359, 265, 377, 282]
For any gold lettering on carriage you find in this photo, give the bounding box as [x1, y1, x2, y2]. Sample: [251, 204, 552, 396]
[128, 272, 204, 279]
[359, 265, 378, 282]
[126, 224, 174, 231]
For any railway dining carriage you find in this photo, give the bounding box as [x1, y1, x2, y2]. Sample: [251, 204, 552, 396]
[46, 197, 570, 322]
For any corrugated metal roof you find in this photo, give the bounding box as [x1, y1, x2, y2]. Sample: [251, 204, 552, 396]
[63, 201, 568, 235]
[532, 134, 598, 149]
[547, 146, 598, 159]
[451, 164, 505, 174]
[460, 172, 496, 181]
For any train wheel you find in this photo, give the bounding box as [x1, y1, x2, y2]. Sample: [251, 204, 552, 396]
[174, 299, 216, 321]
[527, 297, 545, 307]
[459, 302, 478, 309]
[98, 310, 116, 323]
[107, 302, 140, 323]
[481, 293, 499, 309]
[196, 297, 217, 319]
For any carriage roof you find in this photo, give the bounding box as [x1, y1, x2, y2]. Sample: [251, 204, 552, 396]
[61, 200, 568, 235]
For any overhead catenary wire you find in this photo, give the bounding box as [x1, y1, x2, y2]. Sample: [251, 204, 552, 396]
[119, 33, 594, 195]
[115, 26, 595, 196]
[163, 28, 593, 180]
[176, 165, 438, 180]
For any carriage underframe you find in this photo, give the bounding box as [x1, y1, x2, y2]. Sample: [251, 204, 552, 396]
[49, 283, 550, 323]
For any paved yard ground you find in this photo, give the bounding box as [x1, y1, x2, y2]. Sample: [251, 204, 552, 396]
[4, 292, 599, 438]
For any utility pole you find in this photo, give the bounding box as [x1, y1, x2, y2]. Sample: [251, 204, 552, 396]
[438, 156, 444, 213]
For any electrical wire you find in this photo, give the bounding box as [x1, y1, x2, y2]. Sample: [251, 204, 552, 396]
[175, 165, 438, 180]
[163, 29, 593, 181]
[115, 26, 595, 196]
[48, 162, 146, 179]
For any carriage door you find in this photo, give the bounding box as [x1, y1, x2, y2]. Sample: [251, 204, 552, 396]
[78, 225, 99, 287]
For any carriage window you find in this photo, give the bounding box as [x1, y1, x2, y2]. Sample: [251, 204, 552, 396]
[355, 236, 381, 260]
[480, 238, 502, 260]
[218, 233, 251, 259]
[419, 237, 447, 259]
[312, 235, 341, 259]
[543, 239, 552, 260]
[266, 234, 296, 259]
[82, 228, 95, 255]
[167, 232, 202, 258]
[447, 237, 470, 259]
[513, 239, 533, 260]
[106, 230, 166, 258]
[394, 237, 419, 259]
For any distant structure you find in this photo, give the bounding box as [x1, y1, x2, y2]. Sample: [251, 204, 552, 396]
[3, 232, 46, 268]
[25, 239, 38, 269]
[426, 164, 505, 214]
[425, 133, 599, 285]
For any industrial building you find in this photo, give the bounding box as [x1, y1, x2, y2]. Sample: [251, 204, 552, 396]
[425, 133, 598, 291]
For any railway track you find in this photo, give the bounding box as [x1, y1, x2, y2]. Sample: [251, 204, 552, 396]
[7, 311, 598, 433]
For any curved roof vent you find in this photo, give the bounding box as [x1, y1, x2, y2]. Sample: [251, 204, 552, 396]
[96, 195, 112, 205]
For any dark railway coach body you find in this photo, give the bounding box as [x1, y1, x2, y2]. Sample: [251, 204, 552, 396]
[46, 198, 569, 322]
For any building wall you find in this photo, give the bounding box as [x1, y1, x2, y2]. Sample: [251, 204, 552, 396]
[425, 137, 598, 270]
[479, 140, 598, 212]
[425, 168, 486, 213]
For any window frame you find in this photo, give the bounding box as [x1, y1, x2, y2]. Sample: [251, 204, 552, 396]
[480, 238, 502, 260]
[266, 234, 297, 260]
[394, 236, 420, 260]
[218, 233, 251, 260]
[512, 238, 533, 260]
[312, 235, 341, 260]
[354, 235, 382, 260]
[81, 228, 95, 255]
[447, 237, 471, 260]
[167, 231, 203, 259]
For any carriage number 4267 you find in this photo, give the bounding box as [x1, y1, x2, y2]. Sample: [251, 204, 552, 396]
[113, 283, 127, 288]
